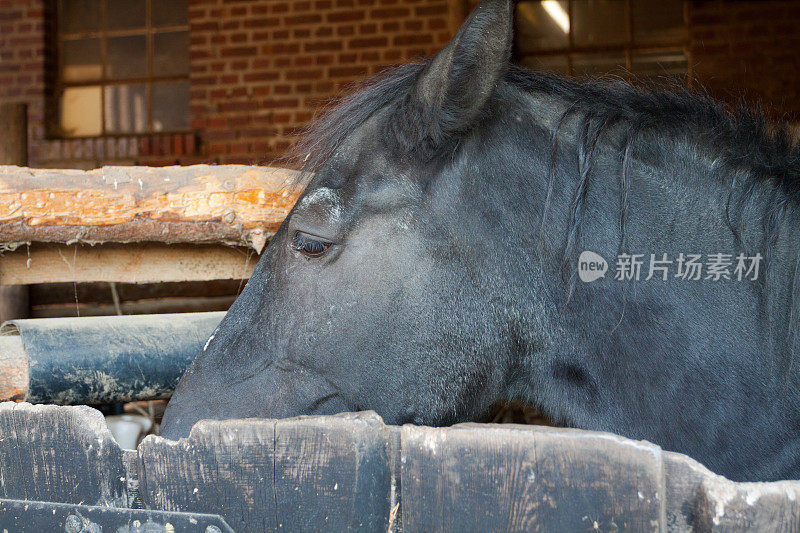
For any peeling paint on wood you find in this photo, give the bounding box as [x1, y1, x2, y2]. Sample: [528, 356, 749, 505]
[0, 165, 302, 252]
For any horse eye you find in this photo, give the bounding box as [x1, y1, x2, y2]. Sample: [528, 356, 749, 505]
[291, 232, 332, 258]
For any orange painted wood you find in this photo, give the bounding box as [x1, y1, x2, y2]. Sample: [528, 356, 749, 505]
[0, 165, 302, 253]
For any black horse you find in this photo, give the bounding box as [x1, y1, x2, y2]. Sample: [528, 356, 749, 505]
[162, 0, 800, 482]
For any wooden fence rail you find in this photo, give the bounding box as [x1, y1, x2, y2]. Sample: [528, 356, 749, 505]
[0, 402, 798, 532]
[0, 165, 302, 284]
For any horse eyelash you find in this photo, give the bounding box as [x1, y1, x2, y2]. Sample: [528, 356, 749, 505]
[291, 232, 333, 257]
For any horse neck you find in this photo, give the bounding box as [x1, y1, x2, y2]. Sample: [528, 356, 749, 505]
[486, 90, 800, 389]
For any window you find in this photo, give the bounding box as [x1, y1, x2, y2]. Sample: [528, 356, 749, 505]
[515, 0, 688, 79]
[56, 0, 190, 138]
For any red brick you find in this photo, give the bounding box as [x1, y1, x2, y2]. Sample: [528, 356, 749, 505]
[20, 0, 800, 169]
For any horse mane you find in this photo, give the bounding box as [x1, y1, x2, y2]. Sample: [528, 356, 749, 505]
[287, 60, 800, 286]
[285, 62, 426, 186]
[290, 60, 800, 202]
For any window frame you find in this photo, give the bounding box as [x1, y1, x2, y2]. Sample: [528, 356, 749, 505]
[514, 0, 691, 79]
[54, 0, 190, 139]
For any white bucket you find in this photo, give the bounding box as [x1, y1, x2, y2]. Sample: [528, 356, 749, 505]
[106, 414, 153, 450]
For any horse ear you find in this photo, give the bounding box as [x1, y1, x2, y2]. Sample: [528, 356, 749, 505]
[397, 0, 514, 152]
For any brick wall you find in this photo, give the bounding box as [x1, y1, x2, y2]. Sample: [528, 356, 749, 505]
[0, 0, 451, 169]
[689, 0, 800, 122]
[0, 0, 799, 170]
[1, 0, 46, 164]
[189, 0, 452, 165]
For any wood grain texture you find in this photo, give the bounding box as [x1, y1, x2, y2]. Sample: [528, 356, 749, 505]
[0, 402, 127, 507]
[0, 243, 257, 285]
[401, 423, 663, 532]
[0, 165, 301, 252]
[0, 330, 26, 401]
[1, 404, 799, 531]
[137, 418, 277, 530]
[695, 476, 800, 531]
[274, 413, 393, 531]
[137, 412, 392, 532]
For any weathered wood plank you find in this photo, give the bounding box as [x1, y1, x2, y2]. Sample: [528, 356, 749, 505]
[0, 243, 257, 285]
[0, 165, 301, 252]
[400, 423, 664, 532]
[0, 331, 25, 401]
[137, 419, 277, 530]
[664, 450, 716, 532]
[695, 476, 800, 531]
[274, 412, 393, 531]
[1, 403, 800, 531]
[138, 412, 393, 532]
[0, 402, 127, 507]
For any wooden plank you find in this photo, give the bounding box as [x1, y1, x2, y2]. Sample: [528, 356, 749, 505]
[663, 450, 716, 532]
[0, 331, 26, 401]
[0, 164, 301, 252]
[695, 475, 800, 531]
[0, 404, 799, 530]
[0, 402, 127, 507]
[0, 243, 257, 285]
[274, 412, 393, 531]
[137, 419, 277, 530]
[138, 413, 393, 532]
[400, 423, 664, 532]
[29, 294, 237, 318]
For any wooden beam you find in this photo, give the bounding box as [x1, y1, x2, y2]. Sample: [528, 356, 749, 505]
[0, 329, 26, 402]
[0, 164, 302, 253]
[0, 243, 257, 285]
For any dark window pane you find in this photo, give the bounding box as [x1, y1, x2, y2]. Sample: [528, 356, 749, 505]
[104, 83, 148, 133]
[633, 0, 687, 44]
[152, 81, 190, 131]
[107, 35, 147, 79]
[153, 0, 189, 27]
[106, 0, 146, 30]
[62, 38, 102, 82]
[573, 0, 627, 47]
[61, 0, 101, 33]
[631, 50, 688, 78]
[153, 31, 189, 77]
[572, 53, 627, 77]
[61, 86, 102, 137]
[518, 54, 569, 75]
[515, 1, 569, 54]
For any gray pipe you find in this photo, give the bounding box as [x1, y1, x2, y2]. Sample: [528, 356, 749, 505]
[0, 312, 223, 405]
